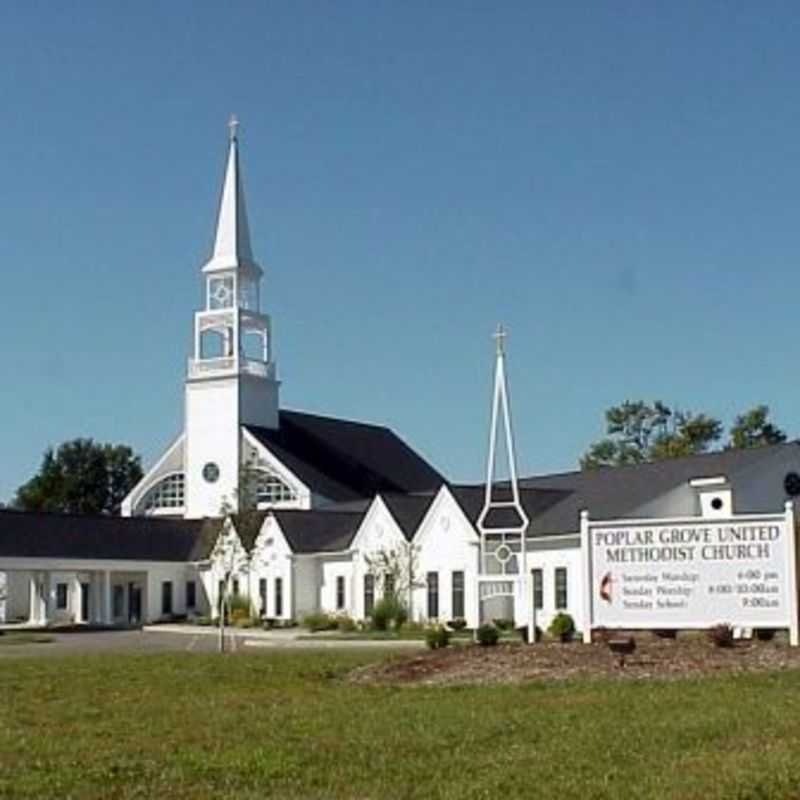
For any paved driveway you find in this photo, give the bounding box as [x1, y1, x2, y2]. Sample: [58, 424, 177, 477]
[0, 627, 424, 658]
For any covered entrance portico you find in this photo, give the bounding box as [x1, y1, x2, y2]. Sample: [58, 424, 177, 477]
[1, 560, 150, 628]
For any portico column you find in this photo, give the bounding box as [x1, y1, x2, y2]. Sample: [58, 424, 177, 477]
[28, 573, 39, 625]
[42, 572, 53, 626]
[90, 572, 102, 624]
[72, 575, 83, 623]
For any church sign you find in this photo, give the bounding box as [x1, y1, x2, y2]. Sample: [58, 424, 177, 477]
[580, 504, 800, 645]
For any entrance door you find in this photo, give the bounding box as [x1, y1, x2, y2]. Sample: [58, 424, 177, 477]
[80, 583, 90, 623]
[128, 583, 142, 625]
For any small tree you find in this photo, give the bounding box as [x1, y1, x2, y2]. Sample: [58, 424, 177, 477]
[210, 517, 251, 653]
[363, 540, 425, 619]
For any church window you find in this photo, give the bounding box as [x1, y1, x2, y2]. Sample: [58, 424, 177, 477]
[144, 473, 185, 512]
[56, 583, 68, 610]
[383, 573, 395, 599]
[555, 568, 568, 610]
[275, 577, 284, 617]
[259, 578, 267, 615]
[427, 572, 439, 619]
[451, 571, 464, 619]
[336, 576, 345, 610]
[532, 569, 544, 610]
[202, 463, 220, 484]
[364, 574, 375, 616]
[186, 581, 196, 610]
[255, 470, 296, 505]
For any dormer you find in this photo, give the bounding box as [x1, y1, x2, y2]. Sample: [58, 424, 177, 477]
[690, 476, 732, 518]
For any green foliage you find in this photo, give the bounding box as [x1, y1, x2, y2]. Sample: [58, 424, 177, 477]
[548, 612, 576, 641]
[581, 400, 787, 469]
[425, 625, 451, 650]
[517, 625, 543, 643]
[14, 439, 143, 515]
[369, 596, 409, 631]
[492, 618, 514, 631]
[476, 623, 499, 647]
[581, 401, 723, 469]
[336, 614, 357, 632]
[302, 612, 340, 632]
[728, 405, 786, 450]
[448, 617, 467, 631]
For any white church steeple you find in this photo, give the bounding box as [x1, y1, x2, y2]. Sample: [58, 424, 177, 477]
[183, 117, 281, 518]
[203, 115, 261, 276]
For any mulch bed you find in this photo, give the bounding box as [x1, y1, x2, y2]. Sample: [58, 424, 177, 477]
[347, 634, 800, 686]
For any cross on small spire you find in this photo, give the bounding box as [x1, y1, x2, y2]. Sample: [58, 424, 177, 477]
[493, 323, 507, 356]
[228, 114, 239, 142]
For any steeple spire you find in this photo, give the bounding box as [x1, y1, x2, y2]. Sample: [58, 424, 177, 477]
[203, 115, 260, 276]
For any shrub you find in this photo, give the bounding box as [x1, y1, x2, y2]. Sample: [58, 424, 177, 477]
[755, 628, 777, 642]
[302, 612, 339, 632]
[476, 623, 500, 647]
[549, 612, 576, 642]
[225, 594, 250, 620]
[336, 614, 357, 632]
[192, 616, 213, 627]
[517, 625, 543, 643]
[448, 618, 467, 631]
[229, 607, 250, 626]
[707, 623, 734, 648]
[425, 625, 451, 650]
[369, 596, 408, 631]
[493, 618, 514, 631]
[394, 603, 409, 630]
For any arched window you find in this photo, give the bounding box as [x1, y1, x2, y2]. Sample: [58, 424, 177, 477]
[255, 470, 296, 505]
[144, 473, 185, 512]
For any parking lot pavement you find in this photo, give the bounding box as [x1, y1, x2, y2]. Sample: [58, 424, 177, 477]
[0, 628, 426, 657]
[0, 629, 234, 657]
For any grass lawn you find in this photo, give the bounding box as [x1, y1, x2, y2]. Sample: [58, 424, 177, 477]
[2, 650, 800, 799]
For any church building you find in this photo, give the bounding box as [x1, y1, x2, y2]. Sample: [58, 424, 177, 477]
[2, 121, 800, 640]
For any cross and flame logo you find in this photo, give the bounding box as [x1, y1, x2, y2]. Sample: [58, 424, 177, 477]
[599, 572, 613, 604]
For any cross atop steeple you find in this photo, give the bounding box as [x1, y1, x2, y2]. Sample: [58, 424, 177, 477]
[228, 114, 239, 142]
[493, 323, 507, 356]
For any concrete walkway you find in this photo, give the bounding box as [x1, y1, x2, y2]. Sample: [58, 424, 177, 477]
[143, 623, 425, 649]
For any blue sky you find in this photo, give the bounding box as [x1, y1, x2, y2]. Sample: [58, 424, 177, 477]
[2, 2, 800, 502]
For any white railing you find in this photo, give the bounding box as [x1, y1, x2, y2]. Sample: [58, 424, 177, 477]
[187, 357, 235, 379]
[187, 357, 274, 380]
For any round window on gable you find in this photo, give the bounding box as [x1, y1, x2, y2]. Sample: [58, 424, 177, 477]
[710, 497, 724, 511]
[202, 462, 220, 484]
[784, 472, 800, 497]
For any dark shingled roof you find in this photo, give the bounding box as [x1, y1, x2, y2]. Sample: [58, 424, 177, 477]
[0, 510, 207, 562]
[449, 485, 574, 532]
[246, 409, 444, 503]
[520, 441, 800, 534]
[381, 493, 436, 540]
[270, 509, 366, 553]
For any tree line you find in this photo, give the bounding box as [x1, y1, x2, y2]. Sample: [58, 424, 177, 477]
[3, 403, 790, 514]
[580, 402, 786, 469]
